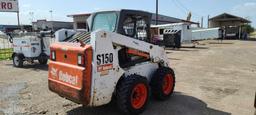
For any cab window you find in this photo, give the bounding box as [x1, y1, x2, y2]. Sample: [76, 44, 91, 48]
[92, 12, 117, 32]
[122, 16, 149, 42]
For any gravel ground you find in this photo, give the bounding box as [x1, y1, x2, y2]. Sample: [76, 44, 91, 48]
[0, 40, 255, 115]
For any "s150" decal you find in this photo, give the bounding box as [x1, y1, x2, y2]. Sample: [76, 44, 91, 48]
[97, 53, 113, 65]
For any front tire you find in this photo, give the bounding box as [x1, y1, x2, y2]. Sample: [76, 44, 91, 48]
[13, 54, 23, 67]
[116, 74, 149, 115]
[38, 54, 48, 65]
[151, 67, 175, 100]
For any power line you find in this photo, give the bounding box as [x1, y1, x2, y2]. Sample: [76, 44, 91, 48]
[174, 0, 189, 12]
[171, 0, 187, 15]
[173, 0, 203, 18]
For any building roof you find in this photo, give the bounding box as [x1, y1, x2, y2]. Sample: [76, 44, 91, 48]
[209, 13, 251, 23]
[68, 12, 199, 25]
[151, 14, 199, 25]
[32, 20, 73, 23]
[151, 23, 188, 28]
[67, 13, 91, 17]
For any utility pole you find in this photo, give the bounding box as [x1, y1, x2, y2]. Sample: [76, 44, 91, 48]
[156, 0, 159, 25]
[29, 12, 34, 24]
[29, 12, 34, 32]
[207, 15, 210, 28]
[201, 16, 204, 28]
[49, 10, 53, 31]
[17, 12, 20, 27]
[49, 10, 53, 21]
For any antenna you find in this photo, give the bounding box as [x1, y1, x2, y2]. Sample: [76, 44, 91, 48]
[187, 12, 192, 21]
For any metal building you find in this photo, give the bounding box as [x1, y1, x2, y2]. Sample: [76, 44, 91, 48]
[67, 13, 91, 30]
[32, 20, 73, 31]
[209, 13, 251, 39]
[0, 25, 32, 32]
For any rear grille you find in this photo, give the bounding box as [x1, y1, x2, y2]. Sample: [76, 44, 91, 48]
[65, 32, 91, 44]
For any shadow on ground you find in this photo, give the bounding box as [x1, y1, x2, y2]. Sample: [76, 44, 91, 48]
[5, 62, 48, 71]
[240, 38, 256, 41]
[67, 92, 231, 115]
[181, 46, 209, 50]
[165, 47, 208, 52]
[165, 48, 198, 52]
[208, 42, 234, 44]
[168, 58, 181, 60]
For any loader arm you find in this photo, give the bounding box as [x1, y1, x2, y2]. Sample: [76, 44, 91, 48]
[105, 30, 169, 66]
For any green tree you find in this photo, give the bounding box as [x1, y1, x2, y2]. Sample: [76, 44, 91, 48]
[242, 24, 254, 33]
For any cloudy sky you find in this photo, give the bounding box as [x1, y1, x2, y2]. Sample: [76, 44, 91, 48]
[0, 0, 255, 27]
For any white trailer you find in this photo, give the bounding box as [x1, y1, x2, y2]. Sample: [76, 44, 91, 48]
[192, 27, 222, 41]
[151, 23, 192, 48]
[10, 29, 90, 67]
[11, 33, 50, 67]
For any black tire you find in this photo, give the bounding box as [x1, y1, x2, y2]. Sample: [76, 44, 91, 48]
[116, 74, 149, 115]
[13, 54, 23, 67]
[254, 92, 256, 108]
[38, 54, 48, 65]
[38, 58, 48, 65]
[151, 67, 175, 100]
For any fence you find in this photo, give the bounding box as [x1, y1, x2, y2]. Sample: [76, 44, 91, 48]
[0, 36, 13, 60]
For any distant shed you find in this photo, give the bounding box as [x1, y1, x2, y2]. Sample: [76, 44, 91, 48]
[67, 13, 91, 30]
[209, 13, 251, 39]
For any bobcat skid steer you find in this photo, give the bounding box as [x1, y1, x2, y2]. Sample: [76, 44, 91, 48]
[48, 9, 175, 115]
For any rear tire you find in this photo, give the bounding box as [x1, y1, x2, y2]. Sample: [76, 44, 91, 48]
[38, 58, 48, 65]
[116, 74, 149, 115]
[13, 54, 23, 67]
[151, 67, 175, 100]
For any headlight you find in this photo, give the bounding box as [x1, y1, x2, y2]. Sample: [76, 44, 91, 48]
[77, 54, 85, 66]
[51, 51, 56, 61]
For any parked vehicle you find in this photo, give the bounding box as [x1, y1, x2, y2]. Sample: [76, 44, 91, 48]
[48, 9, 175, 115]
[11, 32, 51, 67]
[151, 23, 192, 48]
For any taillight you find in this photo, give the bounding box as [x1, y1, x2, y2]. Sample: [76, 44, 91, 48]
[51, 51, 56, 61]
[77, 54, 85, 66]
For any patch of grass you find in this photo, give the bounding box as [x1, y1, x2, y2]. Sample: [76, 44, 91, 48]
[0, 48, 13, 60]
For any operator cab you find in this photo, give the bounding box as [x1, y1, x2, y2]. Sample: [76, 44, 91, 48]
[87, 9, 152, 43]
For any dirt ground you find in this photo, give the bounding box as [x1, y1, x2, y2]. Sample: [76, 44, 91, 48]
[0, 40, 255, 115]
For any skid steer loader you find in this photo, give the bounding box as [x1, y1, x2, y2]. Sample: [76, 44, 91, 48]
[48, 9, 175, 115]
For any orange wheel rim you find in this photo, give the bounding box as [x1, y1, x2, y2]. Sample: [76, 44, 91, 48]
[162, 74, 173, 95]
[131, 83, 147, 109]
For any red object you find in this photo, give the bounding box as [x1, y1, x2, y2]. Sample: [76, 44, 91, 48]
[162, 74, 174, 95]
[131, 83, 148, 109]
[48, 43, 93, 105]
[1, 2, 13, 10]
[127, 49, 150, 59]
